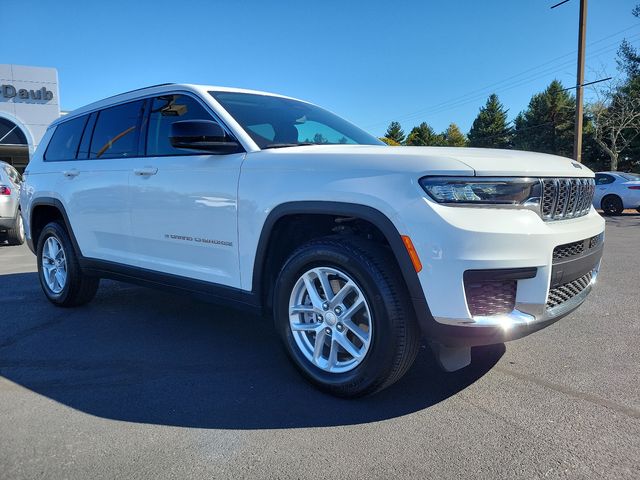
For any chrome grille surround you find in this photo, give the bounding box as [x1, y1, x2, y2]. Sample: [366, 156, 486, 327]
[546, 271, 593, 310]
[541, 178, 595, 221]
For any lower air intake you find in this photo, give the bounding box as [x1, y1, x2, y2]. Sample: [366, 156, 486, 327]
[465, 280, 516, 317]
[546, 272, 593, 310]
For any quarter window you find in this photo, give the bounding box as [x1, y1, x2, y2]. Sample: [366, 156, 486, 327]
[44, 115, 88, 161]
[595, 174, 615, 185]
[89, 101, 144, 159]
[146, 95, 214, 156]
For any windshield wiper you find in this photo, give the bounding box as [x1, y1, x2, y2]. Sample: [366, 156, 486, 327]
[262, 142, 315, 149]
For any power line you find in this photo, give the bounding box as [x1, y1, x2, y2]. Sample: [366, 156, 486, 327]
[370, 34, 636, 128]
[561, 77, 612, 91]
[371, 37, 634, 128]
[367, 24, 640, 130]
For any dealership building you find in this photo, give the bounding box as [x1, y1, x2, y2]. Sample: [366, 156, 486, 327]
[0, 64, 60, 172]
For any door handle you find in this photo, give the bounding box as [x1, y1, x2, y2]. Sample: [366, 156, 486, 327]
[63, 169, 80, 178]
[133, 167, 158, 177]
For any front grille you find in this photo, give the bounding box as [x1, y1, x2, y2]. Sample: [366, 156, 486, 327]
[589, 232, 603, 249]
[465, 280, 516, 317]
[546, 272, 593, 310]
[553, 233, 604, 263]
[552, 234, 603, 262]
[553, 240, 585, 260]
[542, 178, 595, 221]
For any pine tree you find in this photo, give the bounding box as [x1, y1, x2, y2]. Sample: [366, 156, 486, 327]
[406, 122, 439, 146]
[467, 94, 512, 148]
[443, 123, 467, 147]
[313, 133, 329, 144]
[512, 80, 575, 157]
[384, 121, 406, 144]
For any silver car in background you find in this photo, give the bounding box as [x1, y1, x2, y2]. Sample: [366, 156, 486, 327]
[0, 161, 25, 245]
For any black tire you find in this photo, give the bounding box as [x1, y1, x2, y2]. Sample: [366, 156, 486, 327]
[5, 211, 25, 246]
[274, 236, 420, 397]
[601, 195, 624, 216]
[36, 221, 99, 307]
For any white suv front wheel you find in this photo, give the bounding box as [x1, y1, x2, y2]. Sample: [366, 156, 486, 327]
[274, 236, 420, 397]
[288, 266, 374, 374]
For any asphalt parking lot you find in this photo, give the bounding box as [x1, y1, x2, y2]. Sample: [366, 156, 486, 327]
[0, 215, 638, 479]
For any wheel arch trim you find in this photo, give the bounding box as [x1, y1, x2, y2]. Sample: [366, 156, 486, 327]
[251, 201, 428, 307]
[29, 197, 82, 257]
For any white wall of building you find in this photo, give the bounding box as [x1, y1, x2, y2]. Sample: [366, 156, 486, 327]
[0, 64, 60, 152]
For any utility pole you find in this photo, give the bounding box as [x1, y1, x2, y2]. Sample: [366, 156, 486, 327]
[573, 0, 588, 162]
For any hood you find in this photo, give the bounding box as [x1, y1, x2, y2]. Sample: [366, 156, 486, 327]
[255, 145, 593, 178]
[422, 147, 594, 177]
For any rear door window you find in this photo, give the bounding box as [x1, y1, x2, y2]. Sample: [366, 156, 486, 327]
[89, 100, 145, 159]
[44, 115, 88, 161]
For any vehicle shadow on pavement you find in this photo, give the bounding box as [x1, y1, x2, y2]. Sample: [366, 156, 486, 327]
[0, 273, 503, 429]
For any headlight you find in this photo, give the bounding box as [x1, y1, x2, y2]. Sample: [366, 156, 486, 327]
[420, 177, 542, 209]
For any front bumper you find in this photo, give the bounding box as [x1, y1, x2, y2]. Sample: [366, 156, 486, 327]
[401, 198, 605, 347]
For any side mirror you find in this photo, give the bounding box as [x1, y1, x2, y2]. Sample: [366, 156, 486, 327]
[169, 119, 242, 154]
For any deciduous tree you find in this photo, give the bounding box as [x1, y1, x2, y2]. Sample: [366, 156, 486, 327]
[589, 79, 640, 171]
[379, 137, 400, 146]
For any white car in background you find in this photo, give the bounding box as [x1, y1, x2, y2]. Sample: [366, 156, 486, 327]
[0, 160, 25, 245]
[593, 171, 640, 215]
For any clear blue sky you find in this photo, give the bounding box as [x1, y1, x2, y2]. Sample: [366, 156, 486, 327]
[4, 0, 639, 136]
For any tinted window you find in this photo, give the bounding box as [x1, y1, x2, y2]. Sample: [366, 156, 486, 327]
[210, 91, 383, 149]
[90, 101, 144, 159]
[595, 174, 615, 185]
[44, 115, 88, 161]
[146, 95, 214, 156]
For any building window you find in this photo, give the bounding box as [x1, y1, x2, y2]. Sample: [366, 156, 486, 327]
[0, 117, 29, 172]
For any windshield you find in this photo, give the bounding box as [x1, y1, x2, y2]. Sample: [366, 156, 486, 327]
[210, 91, 384, 149]
[620, 172, 640, 181]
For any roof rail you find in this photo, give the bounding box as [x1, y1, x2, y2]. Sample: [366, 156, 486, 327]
[100, 83, 176, 102]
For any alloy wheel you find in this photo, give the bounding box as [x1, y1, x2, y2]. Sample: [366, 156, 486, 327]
[41, 236, 67, 294]
[288, 267, 372, 373]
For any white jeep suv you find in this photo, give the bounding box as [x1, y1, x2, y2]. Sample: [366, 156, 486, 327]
[20, 84, 605, 397]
